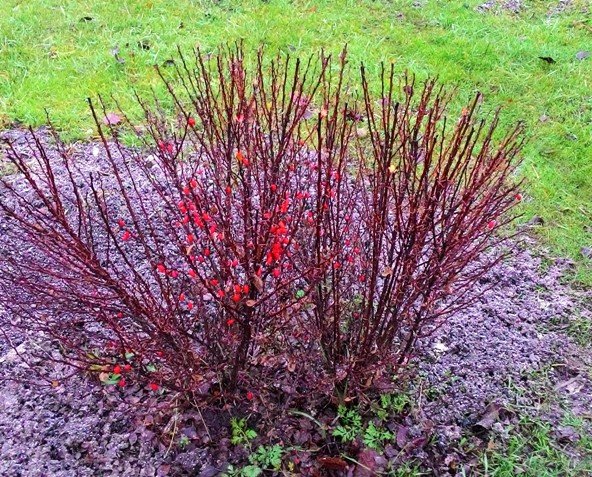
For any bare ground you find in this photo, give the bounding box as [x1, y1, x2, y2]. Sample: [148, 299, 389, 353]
[0, 129, 591, 476]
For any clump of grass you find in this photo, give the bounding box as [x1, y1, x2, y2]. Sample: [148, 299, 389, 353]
[483, 416, 592, 477]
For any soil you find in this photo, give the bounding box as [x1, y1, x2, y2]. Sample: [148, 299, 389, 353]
[0, 129, 591, 476]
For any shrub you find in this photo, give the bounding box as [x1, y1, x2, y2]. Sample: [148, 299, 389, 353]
[0, 46, 523, 399]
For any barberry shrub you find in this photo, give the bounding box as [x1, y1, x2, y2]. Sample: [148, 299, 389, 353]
[0, 46, 523, 398]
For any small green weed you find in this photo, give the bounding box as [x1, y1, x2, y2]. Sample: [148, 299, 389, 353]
[250, 444, 284, 471]
[363, 421, 393, 450]
[333, 394, 409, 450]
[377, 393, 411, 419]
[223, 444, 285, 477]
[230, 417, 257, 447]
[333, 405, 363, 443]
[223, 464, 263, 477]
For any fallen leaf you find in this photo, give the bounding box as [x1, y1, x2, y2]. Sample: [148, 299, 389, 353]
[554, 426, 580, 443]
[472, 402, 505, 435]
[252, 274, 264, 292]
[526, 215, 544, 226]
[103, 112, 121, 126]
[555, 376, 584, 395]
[381, 266, 393, 277]
[354, 449, 380, 476]
[111, 46, 125, 64]
[576, 51, 590, 61]
[396, 425, 409, 448]
[406, 436, 428, 451]
[317, 456, 347, 471]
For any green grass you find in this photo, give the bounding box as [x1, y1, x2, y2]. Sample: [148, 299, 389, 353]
[482, 415, 592, 477]
[1, 0, 592, 282]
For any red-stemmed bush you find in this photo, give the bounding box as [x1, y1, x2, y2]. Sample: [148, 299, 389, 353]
[0, 46, 523, 400]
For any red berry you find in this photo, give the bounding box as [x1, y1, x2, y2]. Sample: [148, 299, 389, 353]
[246, 391, 254, 401]
[232, 293, 241, 303]
[487, 220, 496, 230]
[157, 263, 166, 273]
[187, 116, 196, 127]
[187, 301, 194, 311]
[117, 218, 125, 228]
[122, 230, 132, 241]
[280, 199, 290, 213]
[226, 319, 235, 326]
[113, 365, 121, 374]
[118, 378, 126, 387]
[236, 150, 249, 166]
[188, 269, 197, 279]
[149, 382, 159, 391]
[123, 364, 132, 372]
[515, 193, 523, 201]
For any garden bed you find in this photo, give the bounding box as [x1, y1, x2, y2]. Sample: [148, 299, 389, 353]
[1, 129, 590, 476]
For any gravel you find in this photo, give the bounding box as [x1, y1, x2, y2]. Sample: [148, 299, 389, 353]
[0, 128, 590, 475]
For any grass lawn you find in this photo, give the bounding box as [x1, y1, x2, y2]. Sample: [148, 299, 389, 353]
[2, 1, 590, 285]
[1, 1, 591, 283]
